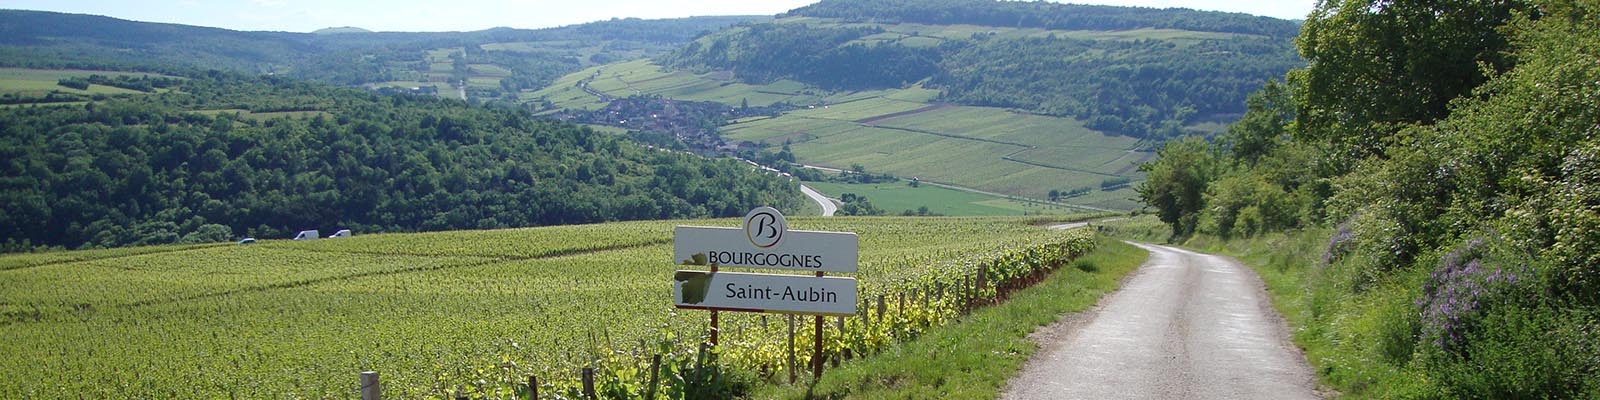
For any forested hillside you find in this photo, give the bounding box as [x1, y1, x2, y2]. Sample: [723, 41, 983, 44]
[781, 0, 1298, 37]
[1137, 0, 1599, 396]
[0, 73, 801, 252]
[659, 0, 1302, 141]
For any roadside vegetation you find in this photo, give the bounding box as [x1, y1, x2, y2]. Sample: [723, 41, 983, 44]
[754, 237, 1146, 399]
[1132, 0, 1600, 396]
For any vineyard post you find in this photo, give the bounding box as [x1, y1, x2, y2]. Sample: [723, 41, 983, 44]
[812, 271, 825, 381]
[645, 355, 661, 400]
[581, 367, 596, 400]
[977, 264, 988, 305]
[710, 264, 719, 347]
[898, 291, 905, 317]
[790, 315, 800, 384]
[528, 376, 538, 400]
[359, 371, 380, 400]
[790, 313, 796, 382]
[876, 295, 886, 321]
[832, 316, 844, 367]
[961, 275, 971, 312]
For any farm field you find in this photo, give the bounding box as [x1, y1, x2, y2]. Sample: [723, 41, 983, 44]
[0, 68, 178, 97]
[725, 99, 1146, 209]
[0, 217, 1091, 398]
[804, 181, 1083, 217]
[529, 59, 828, 112]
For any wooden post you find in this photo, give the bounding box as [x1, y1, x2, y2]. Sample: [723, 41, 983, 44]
[646, 355, 661, 400]
[832, 316, 844, 367]
[528, 376, 538, 400]
[876, 295, 886, 320]
[581, 367, 596, 400]
[898, 291, 905, 317]
[976, 265, 988, 306]
[962, 275, 972, 312]
[787, 314, 796, 384]
[359, 371, 380, 400]
[710, 264, 720, 347]
[812, 271, 825, 381]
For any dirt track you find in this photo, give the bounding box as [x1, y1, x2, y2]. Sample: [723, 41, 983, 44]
[1001, 242, 1320, 400]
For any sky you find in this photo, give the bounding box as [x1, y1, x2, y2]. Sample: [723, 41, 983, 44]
[0, 0, 1316, 33]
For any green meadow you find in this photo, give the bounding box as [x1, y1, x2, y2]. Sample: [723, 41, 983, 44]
[804, 181, 1084, 216]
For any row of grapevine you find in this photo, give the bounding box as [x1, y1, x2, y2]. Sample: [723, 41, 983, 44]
[0, 217, 1091, 398]
[419, 228, 1097, 399]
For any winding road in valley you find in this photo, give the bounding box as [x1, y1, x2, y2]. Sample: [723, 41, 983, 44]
[1002, 241, 1320, 399]
[800, 184, 837, 216]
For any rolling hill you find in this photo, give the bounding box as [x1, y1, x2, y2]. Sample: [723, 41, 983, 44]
[0, 9, 759, 99]
[529, 0, 1303, 211]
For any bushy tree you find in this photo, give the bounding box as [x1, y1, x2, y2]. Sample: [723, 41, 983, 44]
[1136, 136, 1220, 238]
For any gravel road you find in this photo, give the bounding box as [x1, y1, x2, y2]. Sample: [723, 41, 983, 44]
[1001, 242, 1320, 400]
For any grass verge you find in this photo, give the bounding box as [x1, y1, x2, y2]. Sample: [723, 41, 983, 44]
[751, 237, 1147, 399]
[1100, 216, 1429, 397]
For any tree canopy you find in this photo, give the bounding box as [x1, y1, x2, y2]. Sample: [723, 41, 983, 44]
[0, 73, 802, 251]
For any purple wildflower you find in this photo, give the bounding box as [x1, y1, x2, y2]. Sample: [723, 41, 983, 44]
[1323, 220, 1357, 265]
[1418, 237, 1527, 354]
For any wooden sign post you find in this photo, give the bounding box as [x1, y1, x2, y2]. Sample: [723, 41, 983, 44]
[672, 207, 859, 381]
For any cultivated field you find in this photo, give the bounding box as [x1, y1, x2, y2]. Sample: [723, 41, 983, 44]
[724, 99, 1146, 209]
[0, 68, 178, 97]
[804, 181, 1083, 216]
[0, 217, 1092, 398]
[530, 59, 827, 111]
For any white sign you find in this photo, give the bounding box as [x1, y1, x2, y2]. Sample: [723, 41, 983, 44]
[673, 271, 858, 316]
[674, 207, 858, 273]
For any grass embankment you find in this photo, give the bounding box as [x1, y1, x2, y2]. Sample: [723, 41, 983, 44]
[1100, 216, 1393, 396]
[1102, 216, 1600, 398]
[755, 237, 1147, 399]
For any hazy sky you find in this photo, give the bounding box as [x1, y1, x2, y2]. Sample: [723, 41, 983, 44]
[0, 0, 1315, 33]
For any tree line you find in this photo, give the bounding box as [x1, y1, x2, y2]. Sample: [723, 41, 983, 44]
[782, 0, 1301, 38]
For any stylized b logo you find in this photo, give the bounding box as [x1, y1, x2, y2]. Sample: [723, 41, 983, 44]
[744, 207, 786, 248]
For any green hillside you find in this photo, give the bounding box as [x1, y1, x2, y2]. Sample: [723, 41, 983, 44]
[533, 58, 1147, 210]
[659, 0, 1303, 141]
[528, 1, 1303, 212]
[0, 217, 1094, 398]
[0, 72, 802, 251]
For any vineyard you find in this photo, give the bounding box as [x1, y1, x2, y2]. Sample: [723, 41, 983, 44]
[0, 217, 1094, 398]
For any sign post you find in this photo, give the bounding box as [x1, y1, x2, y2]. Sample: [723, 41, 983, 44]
[672, 207, 858, 381]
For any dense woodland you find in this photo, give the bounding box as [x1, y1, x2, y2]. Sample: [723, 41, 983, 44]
[662, 0, 1302, 141]
[1137, 0, 1598, 396]
[782, 0, 1300, 37]
[0, 73, 802, 251]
